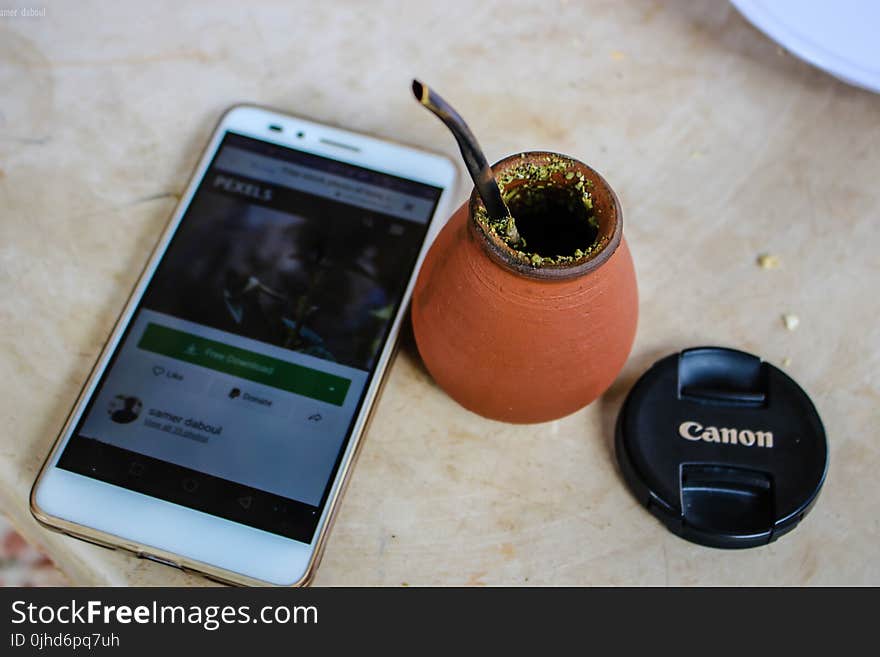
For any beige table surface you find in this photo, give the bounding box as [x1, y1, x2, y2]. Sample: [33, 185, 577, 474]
[2, 0, 878, 586]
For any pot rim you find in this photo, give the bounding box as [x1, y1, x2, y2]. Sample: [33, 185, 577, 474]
[468, 151, 623, 281]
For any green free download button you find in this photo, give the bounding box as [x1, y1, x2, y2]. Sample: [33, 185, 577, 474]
[138, 323, 351, 406]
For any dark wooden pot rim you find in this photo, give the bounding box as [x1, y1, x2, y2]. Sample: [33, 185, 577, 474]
[469, 151, 623, 281]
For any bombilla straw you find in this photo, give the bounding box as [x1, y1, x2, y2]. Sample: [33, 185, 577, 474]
[412, 79, 520, 244]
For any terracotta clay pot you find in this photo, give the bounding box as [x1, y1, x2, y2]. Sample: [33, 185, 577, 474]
[412, 152, 638, 423]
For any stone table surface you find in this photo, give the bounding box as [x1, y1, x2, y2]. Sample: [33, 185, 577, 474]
[1, 0, 878, 586]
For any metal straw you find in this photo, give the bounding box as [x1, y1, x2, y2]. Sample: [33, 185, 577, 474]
[412, 79, 520, 244]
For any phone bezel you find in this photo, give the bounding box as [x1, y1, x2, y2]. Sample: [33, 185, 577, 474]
[30, 104, 458, 586]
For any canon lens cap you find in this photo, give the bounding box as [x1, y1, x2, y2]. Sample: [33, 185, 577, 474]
[615, 347, 827, 549]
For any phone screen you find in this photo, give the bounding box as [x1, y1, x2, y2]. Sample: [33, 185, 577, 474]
[57, 132, 442, 542]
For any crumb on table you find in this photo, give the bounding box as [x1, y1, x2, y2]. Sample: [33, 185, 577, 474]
[757, 253, 781, 269]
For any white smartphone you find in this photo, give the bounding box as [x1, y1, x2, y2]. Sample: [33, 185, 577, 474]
[31, 105, 457, 586]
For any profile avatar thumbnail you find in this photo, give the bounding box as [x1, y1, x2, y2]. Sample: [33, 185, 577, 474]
[108, 395, 143, 424]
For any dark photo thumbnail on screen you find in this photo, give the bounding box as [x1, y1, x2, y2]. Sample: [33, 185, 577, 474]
[142, 187, 429, 372]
